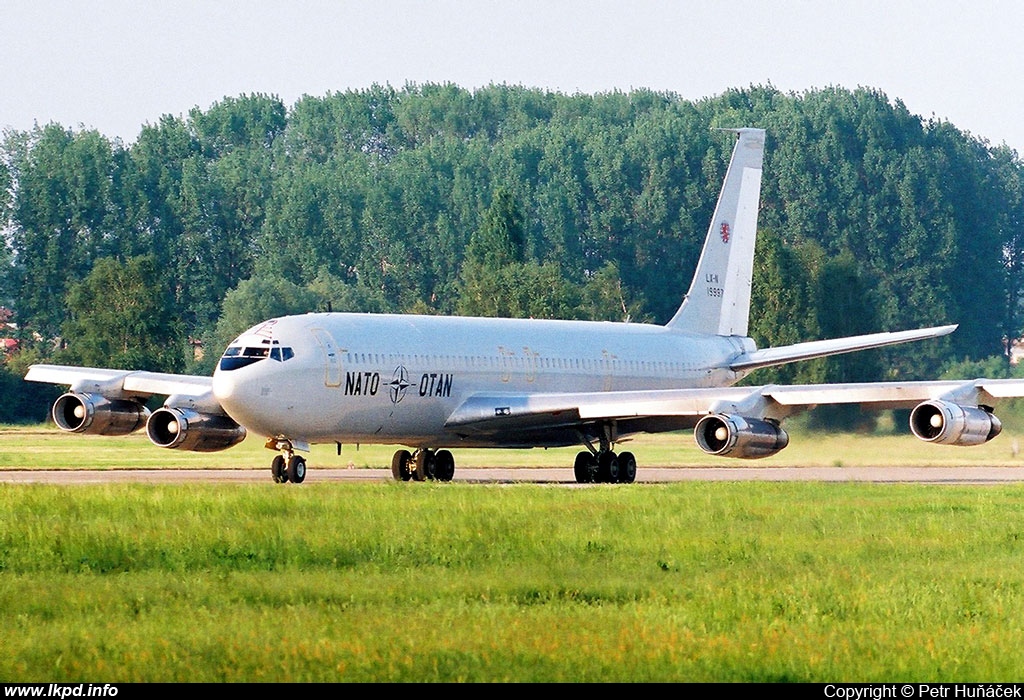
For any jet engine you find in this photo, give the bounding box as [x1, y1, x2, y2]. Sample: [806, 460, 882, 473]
[694, 414, 790, 458]
[909, 400, 1002, 446]
[52, 392, 149, 436]
[146, 407, 247, 452]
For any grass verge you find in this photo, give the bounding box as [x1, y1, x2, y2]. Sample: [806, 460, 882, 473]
[4, 420, 1024, 470]
[2, 481, 1024, 681]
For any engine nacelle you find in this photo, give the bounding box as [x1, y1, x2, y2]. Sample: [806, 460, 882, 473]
[146, 407, 247, 452]
[695, 414, 790, 459]
[909, 400, 1002, 446]
[52, 392, 149, 436]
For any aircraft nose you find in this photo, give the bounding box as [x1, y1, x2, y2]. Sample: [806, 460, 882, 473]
[212, 370, 238, 405]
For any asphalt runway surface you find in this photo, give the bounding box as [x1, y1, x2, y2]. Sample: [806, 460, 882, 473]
[4, 466, 1024, 485]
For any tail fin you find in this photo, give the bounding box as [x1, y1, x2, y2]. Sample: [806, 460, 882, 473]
[666, 128, 765, 336]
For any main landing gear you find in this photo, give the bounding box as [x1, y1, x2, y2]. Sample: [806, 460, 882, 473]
[267, 438, 306, 484]
[387, 437, 637, 485]
[391, 448, 456, 482]
[573, 450, 637, 484]
[573, 427, 637, 484]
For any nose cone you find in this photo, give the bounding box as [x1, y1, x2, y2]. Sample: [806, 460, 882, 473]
[212, 367, 253, 425]
[212, 367, 237, 405]
[212, 364, 277, 437]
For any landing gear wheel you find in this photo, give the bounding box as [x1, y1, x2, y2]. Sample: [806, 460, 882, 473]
[271, 455, 287, 483]
[392, 449, 413, 481]
[434, 450, 455, 482]
[414, 450, 434, 481]
[598, 451, 620, 483]
[287, 455, 306, 483]
[574, 451, 596, 483]
[618, 451, 637, 484]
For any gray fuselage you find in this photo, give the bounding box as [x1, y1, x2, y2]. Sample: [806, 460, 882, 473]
[211, 312, 754, 448]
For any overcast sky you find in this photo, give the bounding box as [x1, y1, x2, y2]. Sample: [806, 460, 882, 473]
[3, 1, 1023, 154]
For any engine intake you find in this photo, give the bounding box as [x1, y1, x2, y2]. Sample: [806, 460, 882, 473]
[909, 400, 1002, 446]
[146, 407, 247, 452]
[695, 414, 790, 459]
[52, 392, 149, 436]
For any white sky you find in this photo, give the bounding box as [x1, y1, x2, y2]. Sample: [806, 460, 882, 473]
[2, 0, 1023, 154]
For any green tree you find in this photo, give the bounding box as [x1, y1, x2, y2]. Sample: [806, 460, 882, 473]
[0, 344, 62, 423]
[0, 150, 11, 230]
[457, 186, 578, 318]
[60, 256, 183, 372]
[0, 150, 13, 304]
[188, 94, 286, 158]
[808, 252, 882, 431]
[9, 125, 125, 338]
[577, 262, 648, 322]
[467, 186, 525, 268]
[940, 354, 1020, 380]
[747, 230, 823, 385]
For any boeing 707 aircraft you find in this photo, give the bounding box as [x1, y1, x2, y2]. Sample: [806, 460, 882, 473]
[26, 128, 1024, 484]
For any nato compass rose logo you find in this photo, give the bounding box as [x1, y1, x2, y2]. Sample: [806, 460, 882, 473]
[720, 221, 731, 243]
[389, 365, 411, 404]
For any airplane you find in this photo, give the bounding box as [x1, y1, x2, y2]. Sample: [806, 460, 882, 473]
[25, 128, 1024, 484]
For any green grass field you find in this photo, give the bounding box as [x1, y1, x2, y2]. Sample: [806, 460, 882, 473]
[4, 425, 1024, 682]
[5, 414, 1024, 470]
[2, 481, 1024, 682]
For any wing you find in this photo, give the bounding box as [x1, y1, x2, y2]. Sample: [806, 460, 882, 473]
[445, 379, 1024, 455]
[23, 364, 244, 451]
[25, 364, 214, 399]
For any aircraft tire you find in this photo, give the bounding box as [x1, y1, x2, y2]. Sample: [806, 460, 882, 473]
[413, 450, 433, 481]
[287, 455, 306, 483]
[434, 450, 455, 482]
[618, 451, 637, 484]
[392, 450, 413, 481]
[574, 451, 595, 484]
[598, 452, 620, 483]
[271, 455, 287, 483]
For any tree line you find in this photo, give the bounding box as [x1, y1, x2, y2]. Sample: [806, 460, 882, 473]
[2, 83, 1023, 424]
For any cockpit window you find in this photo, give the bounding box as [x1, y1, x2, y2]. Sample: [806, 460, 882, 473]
[219, 344, 294, 371]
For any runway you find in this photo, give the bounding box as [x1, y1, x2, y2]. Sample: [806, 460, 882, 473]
[4, 466, 1024, 485]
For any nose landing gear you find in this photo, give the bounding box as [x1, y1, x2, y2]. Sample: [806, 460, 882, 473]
[267, 438, 306, 484]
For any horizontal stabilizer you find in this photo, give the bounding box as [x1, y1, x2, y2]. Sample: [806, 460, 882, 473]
[729, 325, 958, 372]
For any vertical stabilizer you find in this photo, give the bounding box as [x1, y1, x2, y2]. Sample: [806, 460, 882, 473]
[666, 128, 764, 336]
